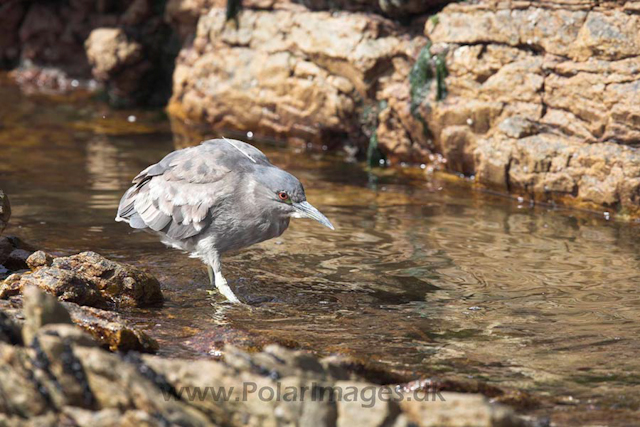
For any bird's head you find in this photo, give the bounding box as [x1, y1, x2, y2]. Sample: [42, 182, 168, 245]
[252, 167, 334, 230]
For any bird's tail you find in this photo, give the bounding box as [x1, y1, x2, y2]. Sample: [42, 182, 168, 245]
[115, 185, 147, 229]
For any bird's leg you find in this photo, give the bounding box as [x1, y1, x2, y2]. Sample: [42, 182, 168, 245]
[209, 253, 240, 303]
[207, 265, 215, 287]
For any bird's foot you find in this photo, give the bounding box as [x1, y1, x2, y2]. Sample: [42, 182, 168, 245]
[218, 286, 241, 303]
[212, 275, 241, 303]
[206, 288, 241, 303]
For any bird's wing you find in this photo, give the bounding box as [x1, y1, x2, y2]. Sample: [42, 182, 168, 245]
[117, 144, 237, 240]
[202, 138, 271, 167]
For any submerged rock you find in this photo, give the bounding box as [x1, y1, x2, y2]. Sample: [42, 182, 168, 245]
[3, 251, 163, 309]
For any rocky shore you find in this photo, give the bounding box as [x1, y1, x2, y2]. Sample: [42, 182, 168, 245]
[3, 0, 640, 217]
[0, 285, 529, 427]
[1, 190, 161, 353]
[0, 188, 539, 426]
[0, 249, 161, 353]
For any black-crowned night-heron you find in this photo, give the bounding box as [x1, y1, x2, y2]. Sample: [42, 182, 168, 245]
[116, 138, 334, 303]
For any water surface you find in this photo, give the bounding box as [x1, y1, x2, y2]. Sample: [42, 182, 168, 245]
[2, 83, 640, 425]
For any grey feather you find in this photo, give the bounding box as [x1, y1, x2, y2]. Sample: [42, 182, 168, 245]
[116, 138, 315, 253]
[117, 138, 257, 239]
[129, 213, 147, 229]
[172, 205, 185, 224]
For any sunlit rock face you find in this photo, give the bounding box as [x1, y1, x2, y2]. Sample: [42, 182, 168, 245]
[164, 0, 449, 37]
[366, 1, 640, 216]
[167, 5, 429, 153]
[413, 1, 640, 217]
[4, 0, 640, 216]
[167, 0, 640, 216]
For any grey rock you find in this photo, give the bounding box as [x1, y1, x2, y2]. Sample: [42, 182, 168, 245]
[26, 250, 55, 270]
[3, 248, 32, 271]
[336, 380, 400, 427]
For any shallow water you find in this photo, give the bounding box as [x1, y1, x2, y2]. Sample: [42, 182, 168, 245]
[2, 82, 640, 424]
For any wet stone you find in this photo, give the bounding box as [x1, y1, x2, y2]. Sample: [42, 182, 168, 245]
[26, 250, 55, 270]
[63, 302, 158, 353]
[1, 286, 158, 353]
[6, 251, 163, 309]
[0, 236, 34, 275]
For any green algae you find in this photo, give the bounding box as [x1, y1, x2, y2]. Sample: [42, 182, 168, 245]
[408, 42, 448, 148]
[367, 131, 383, 168]
[363, 100, 388, 168]
[409, 42, 448, 116]
[429, 14, 440, 29]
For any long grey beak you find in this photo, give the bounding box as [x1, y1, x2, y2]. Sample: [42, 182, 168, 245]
[293, 201, 335, 230]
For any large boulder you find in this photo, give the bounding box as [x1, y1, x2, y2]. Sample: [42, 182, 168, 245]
[168, 7, 427, 149]
[372, 0, 640, 218]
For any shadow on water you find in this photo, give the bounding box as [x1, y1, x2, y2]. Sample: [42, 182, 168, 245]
[2, 82, 640, 423]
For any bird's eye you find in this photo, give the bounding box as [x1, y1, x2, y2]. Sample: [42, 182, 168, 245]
[278, 191, 289, 201]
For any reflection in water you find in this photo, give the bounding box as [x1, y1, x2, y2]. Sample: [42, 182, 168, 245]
[2, 83, 640, 423]
[86, 136, 125, 211]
